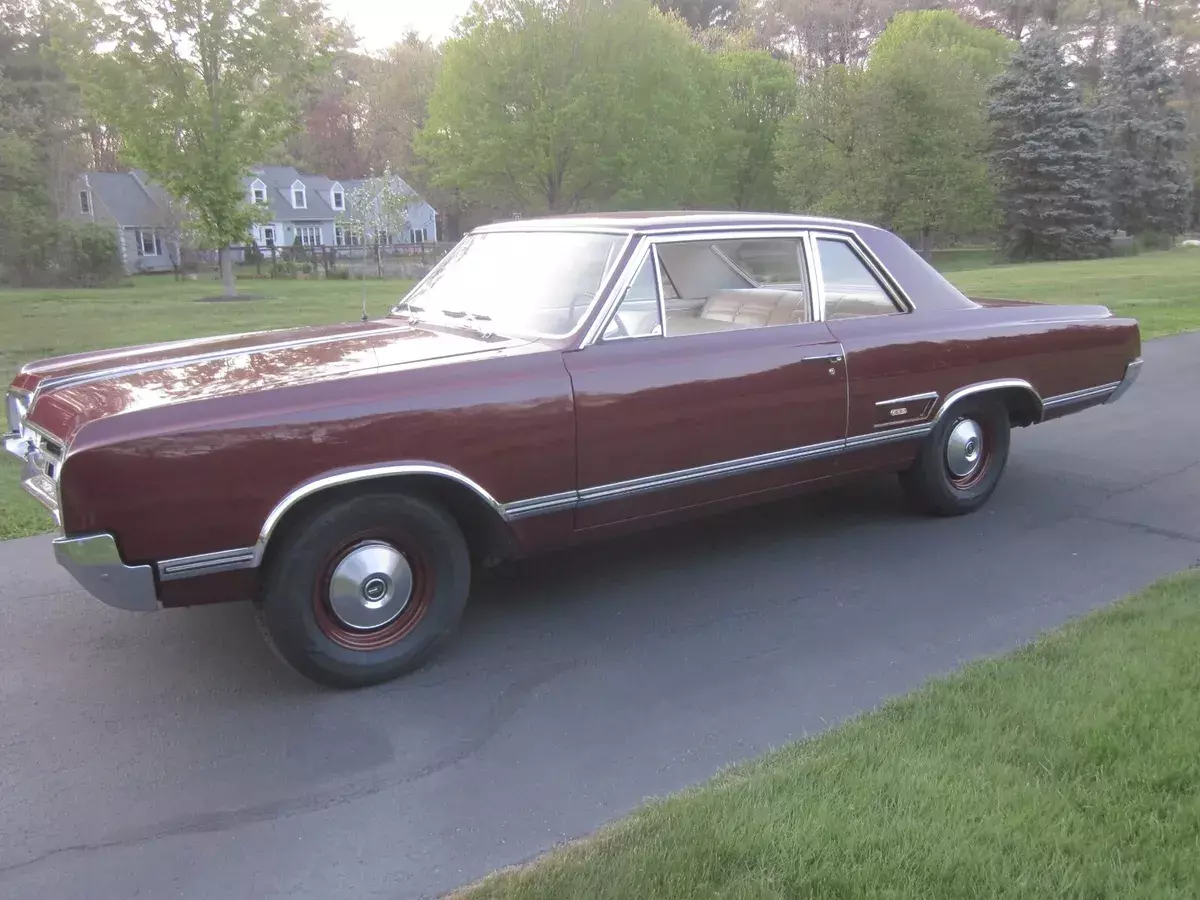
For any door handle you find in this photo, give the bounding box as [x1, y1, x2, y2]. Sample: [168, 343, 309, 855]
[801, 353, 844, 364]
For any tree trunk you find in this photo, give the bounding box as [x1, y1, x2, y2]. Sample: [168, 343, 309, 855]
[918, 226, 933, 262]
[218, 246, 236, 298]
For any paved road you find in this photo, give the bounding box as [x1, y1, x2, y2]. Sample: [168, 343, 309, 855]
[2, 334, 1198, 900]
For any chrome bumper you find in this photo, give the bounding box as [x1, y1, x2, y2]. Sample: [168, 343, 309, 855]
[53, 533, 160, 612]
[1106, 357, 1143, 404]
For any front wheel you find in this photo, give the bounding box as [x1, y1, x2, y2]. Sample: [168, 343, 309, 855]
[256, 491, 471, 688]
[899, 396, 1011, 517]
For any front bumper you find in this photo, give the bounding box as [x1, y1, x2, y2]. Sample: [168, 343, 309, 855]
[53, 533, 160, 612]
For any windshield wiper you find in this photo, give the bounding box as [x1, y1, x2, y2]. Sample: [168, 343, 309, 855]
[441, 309, 492, 322]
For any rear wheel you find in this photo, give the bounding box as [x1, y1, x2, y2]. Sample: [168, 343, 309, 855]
[899, 396, 1011, 517]
[256, 491, 470, 688]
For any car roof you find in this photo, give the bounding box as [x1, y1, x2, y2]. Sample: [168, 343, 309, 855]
[474, 211, 877, 235]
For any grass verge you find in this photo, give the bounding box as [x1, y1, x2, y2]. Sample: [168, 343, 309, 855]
[456, 567, 1200, 900]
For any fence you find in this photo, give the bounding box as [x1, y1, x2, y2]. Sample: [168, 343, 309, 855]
[235, 241, 457, 280]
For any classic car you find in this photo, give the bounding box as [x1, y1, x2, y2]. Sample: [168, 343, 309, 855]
[5, 212, 1142, 688]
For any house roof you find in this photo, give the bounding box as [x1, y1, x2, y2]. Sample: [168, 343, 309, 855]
[244, 166, 427, 221]
[83, 172, 170, 227]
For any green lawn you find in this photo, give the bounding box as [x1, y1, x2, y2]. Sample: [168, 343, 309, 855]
[0, 275, 413, 539]
[944, 249, 1200, 340]
[456, 568, 1200, 900]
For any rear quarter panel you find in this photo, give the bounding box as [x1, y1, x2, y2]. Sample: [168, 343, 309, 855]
[830, 303, 1141, 438]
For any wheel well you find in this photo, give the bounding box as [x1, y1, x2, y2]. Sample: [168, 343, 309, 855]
[260, 474, 518, 573]
[996, 386, 1043, 427]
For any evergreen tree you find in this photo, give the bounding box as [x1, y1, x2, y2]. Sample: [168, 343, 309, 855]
[987, 30, 1112, 261]
[1096, 21, 1192, 242]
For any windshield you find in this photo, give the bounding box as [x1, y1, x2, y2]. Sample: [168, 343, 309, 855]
[392, 230, 626, 338]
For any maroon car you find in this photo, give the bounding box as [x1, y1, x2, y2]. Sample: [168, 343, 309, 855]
[5, 213, 1142, 687]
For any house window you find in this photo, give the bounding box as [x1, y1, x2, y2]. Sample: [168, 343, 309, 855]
[79, 190, 91, 214]
[291, 180, 307, 209]
[262, 226, 276, 246]
[334, 226, 360, 247]
[331, 185, 344, 211]
[251, 180, 266, 204]
[411, 227, 426, 243]
[136, 230, 162, 256]
[296, 225, 321, 246]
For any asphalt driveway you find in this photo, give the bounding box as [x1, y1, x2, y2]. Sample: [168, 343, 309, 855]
[2, 333, 1198, 900]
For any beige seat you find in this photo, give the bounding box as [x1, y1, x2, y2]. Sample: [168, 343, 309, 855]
[699, 289, 810, 328]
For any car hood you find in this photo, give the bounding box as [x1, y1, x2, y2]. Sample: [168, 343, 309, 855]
[19, 319, 528, 445]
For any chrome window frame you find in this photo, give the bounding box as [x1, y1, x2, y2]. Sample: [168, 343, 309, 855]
[585, 229, 831, 346]
[810, 231, 911, 320]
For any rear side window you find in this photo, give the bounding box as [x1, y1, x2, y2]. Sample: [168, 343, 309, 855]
[817, 238, 902, 319]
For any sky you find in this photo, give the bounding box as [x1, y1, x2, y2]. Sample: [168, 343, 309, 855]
[324, 0, 475, 51]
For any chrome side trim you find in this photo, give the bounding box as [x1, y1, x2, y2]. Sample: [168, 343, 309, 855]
[1042, 381, 1121, 410]
[53, 533, 160, 612]
[256, 463, 506, 560]
[1105, 357, 1143, 404]
[845, 422, 935, 450]
[502, 491, 579, 520]
[158, 547, 258, 581]
[576, 437, 848, 507]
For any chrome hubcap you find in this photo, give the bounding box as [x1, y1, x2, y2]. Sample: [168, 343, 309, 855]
[327, 541, 413, 631]
[946, 418, 984, 479]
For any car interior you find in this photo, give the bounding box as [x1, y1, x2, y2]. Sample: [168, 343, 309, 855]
[603, 237, 900, 340]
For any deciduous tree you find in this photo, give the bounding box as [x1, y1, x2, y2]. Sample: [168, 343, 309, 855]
[58, 0, 334, 297]
[415, 0, 720, 215]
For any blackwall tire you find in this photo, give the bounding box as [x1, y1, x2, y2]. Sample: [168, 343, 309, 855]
[899, 396, 1011, 517]
[256, 491, 470, 689]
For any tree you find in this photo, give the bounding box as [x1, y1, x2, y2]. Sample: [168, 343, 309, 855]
[653, 0, 740, 30]
[415, 0, 722, 215]
[776, 11, 1012, 248]
[0, 0, 91, 284]
[1096, 20, 1192, 240]
[988, 29, 1113, 260]
[338, 168, 413, 280]
[775, 65, 875, 218]
[58, 0, 334, 298]
[750, 0, 914, 73]
[358, 34, 442, 177]
[861, 11, 1015, 251]
[711, 49, 797, 210]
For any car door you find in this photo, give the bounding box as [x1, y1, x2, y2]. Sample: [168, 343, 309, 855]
[563, 231, 849, 530]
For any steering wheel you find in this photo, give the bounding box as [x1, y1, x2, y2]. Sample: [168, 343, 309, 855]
[604, 311, 630, 339]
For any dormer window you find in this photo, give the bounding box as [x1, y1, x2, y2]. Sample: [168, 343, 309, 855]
[330, 183, 344, 211]
[251, 179, 266, 204]
[291, 180, 306, 209]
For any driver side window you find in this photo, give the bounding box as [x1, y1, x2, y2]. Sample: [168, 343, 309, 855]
[603, 253, 663, 340]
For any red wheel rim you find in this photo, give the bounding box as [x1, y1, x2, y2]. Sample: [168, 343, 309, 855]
[313, 528, 434, 651]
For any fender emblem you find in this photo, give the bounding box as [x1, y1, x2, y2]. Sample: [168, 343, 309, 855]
[890, 407, 908, 417]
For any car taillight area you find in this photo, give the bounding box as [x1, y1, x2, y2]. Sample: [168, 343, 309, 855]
[4, 388, 63, 526]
